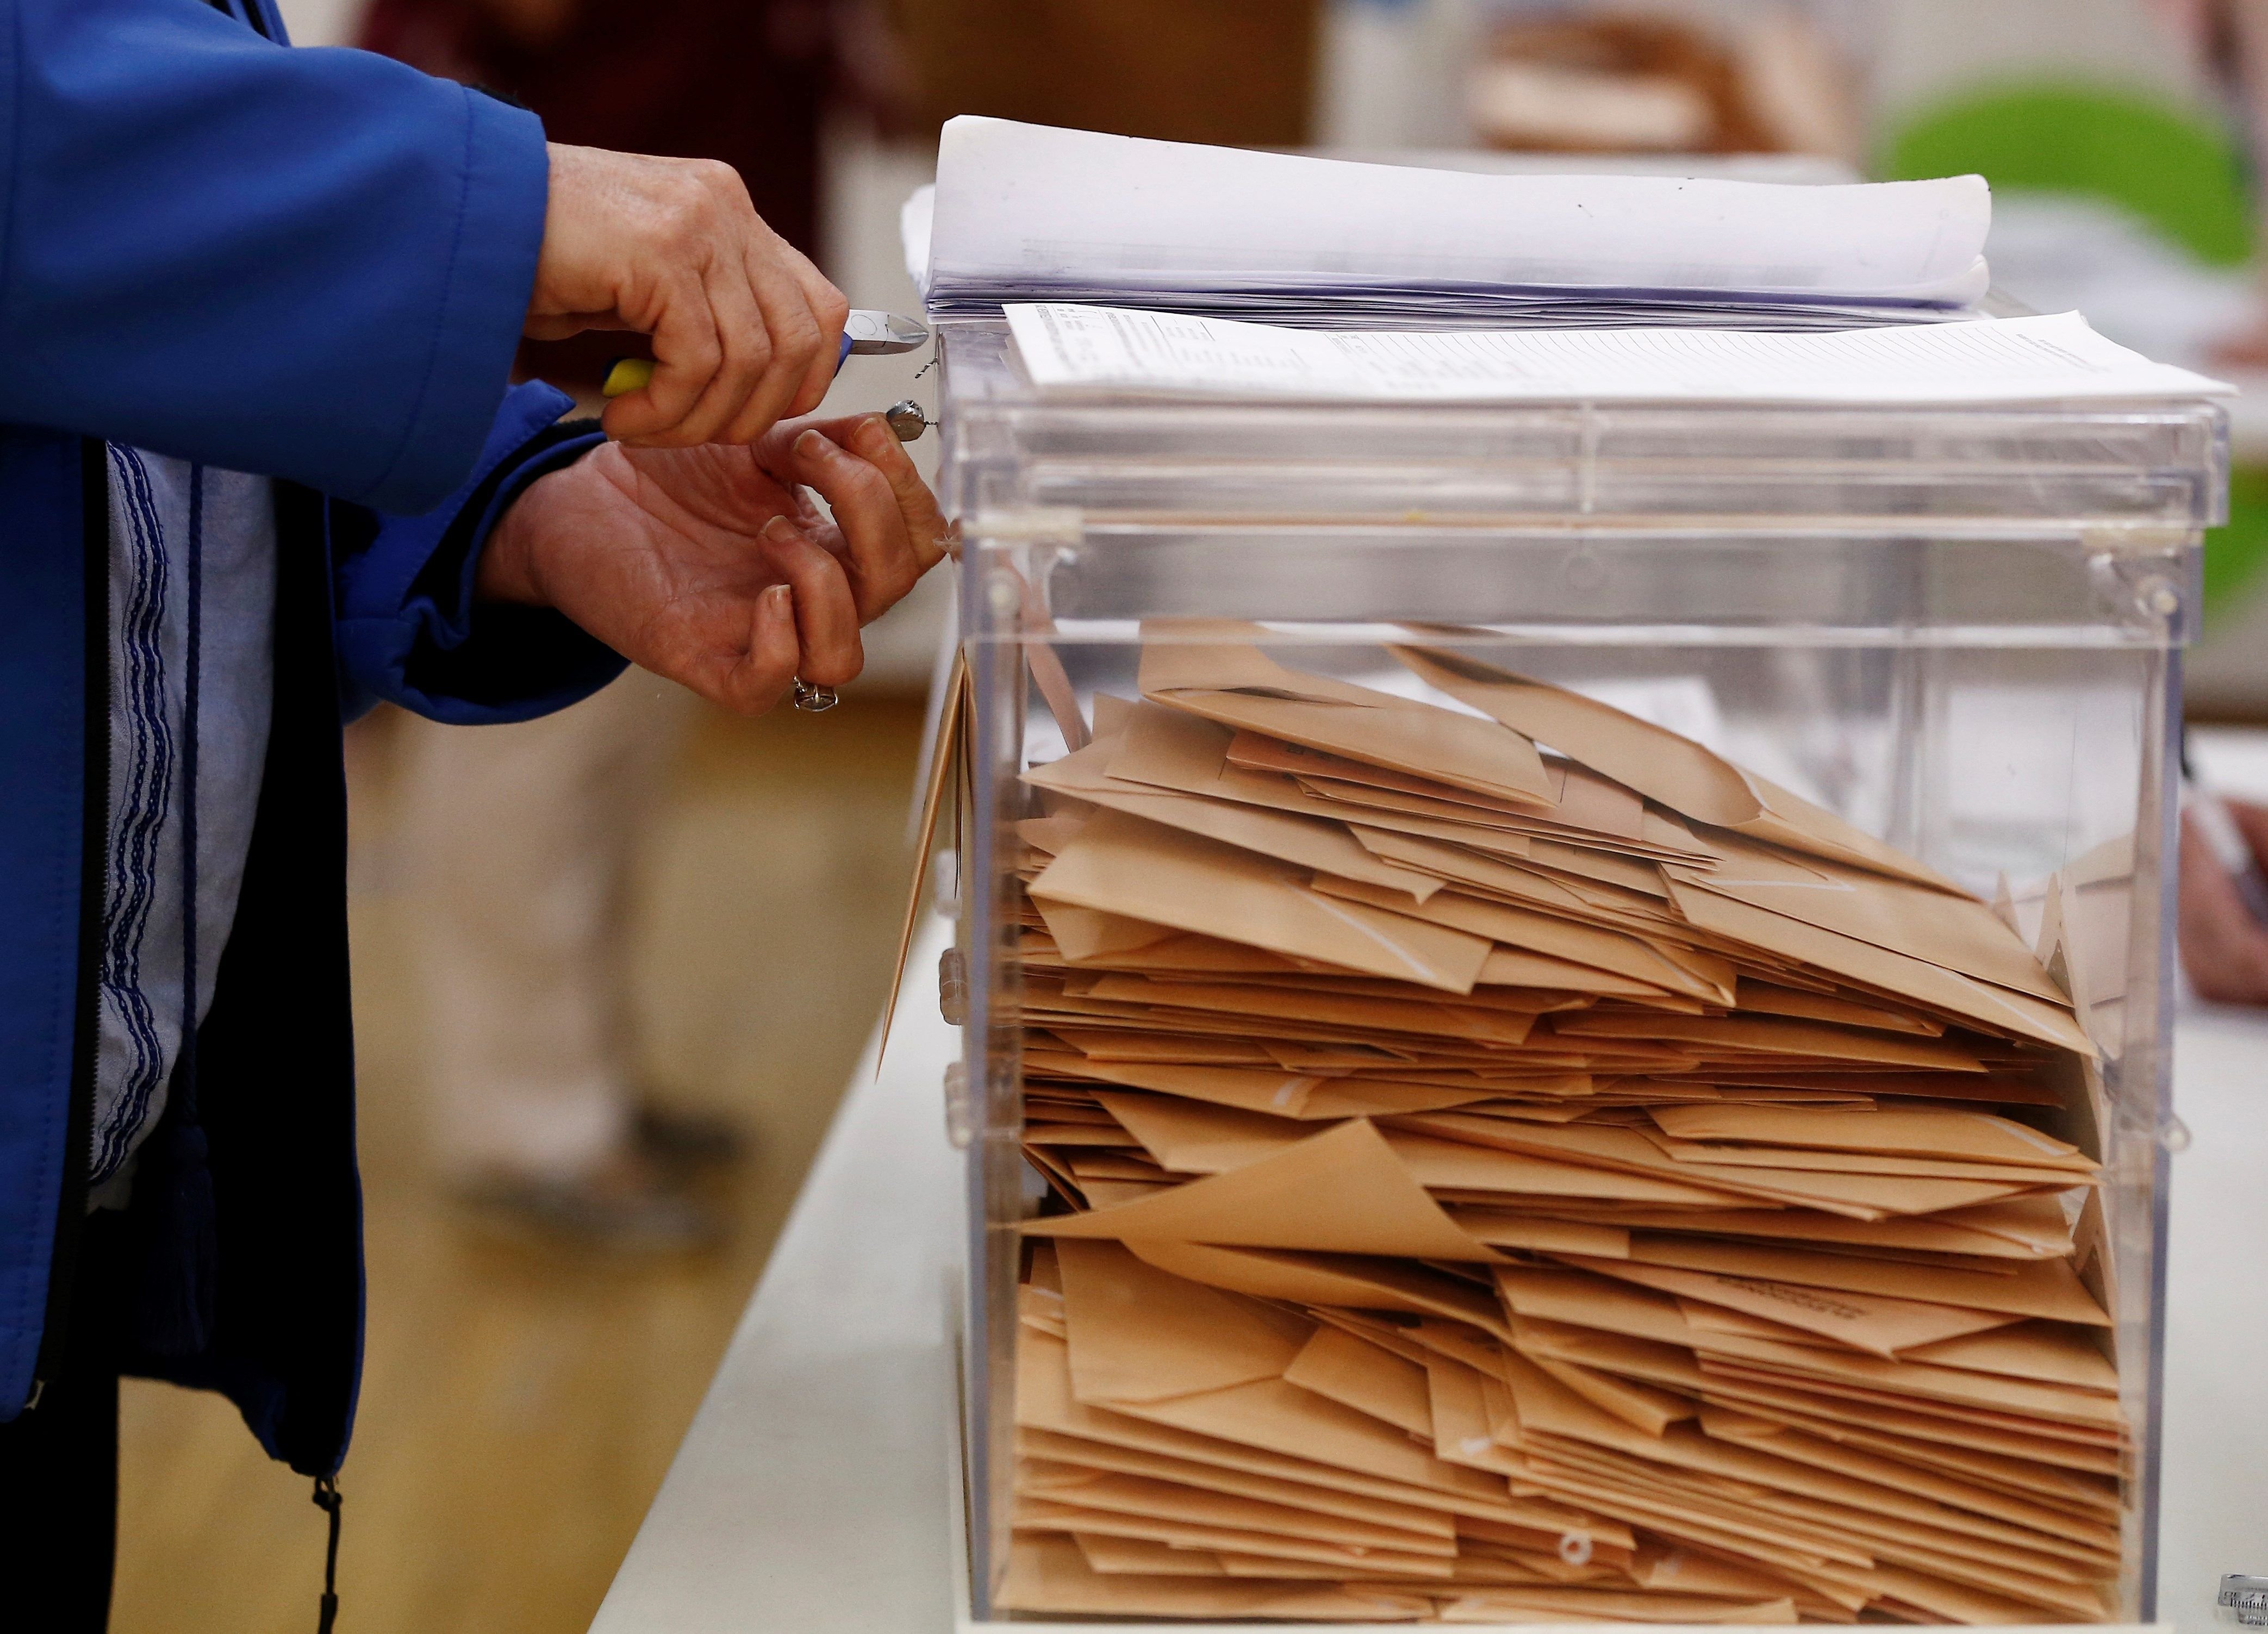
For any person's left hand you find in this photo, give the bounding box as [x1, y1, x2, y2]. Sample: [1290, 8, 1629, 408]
[477, 410, 952, 714]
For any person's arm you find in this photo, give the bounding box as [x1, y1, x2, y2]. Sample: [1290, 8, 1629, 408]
[335, 382, 951, 724]
[0, 0, 549, 513]
[0, 0, 848, 512]
[331, 383, 624, 724]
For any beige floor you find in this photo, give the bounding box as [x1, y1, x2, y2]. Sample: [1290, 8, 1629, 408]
[109, 690, 929, 1634]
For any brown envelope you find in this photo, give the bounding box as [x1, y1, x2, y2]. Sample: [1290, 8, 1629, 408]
[1895, 1323, 2119, 1392]
[1550, 1011, 1988, 1073]
[1624, 1236, 2112, 1326]
[1424, 1353, 1524, 1474]
[1019, 1325, 1534, 1524]
[1694, 1413, 2122, 1549]
[1737, 980, 1944, 1036]
[1033, 1119, 1500, 1260]
[1653, 1103, 2093, 1170]
[1283, 1326, 1436, 1439]
[1142, 634, 1554, 806]
[1641, 1134, 2096, 1189]
[1526, 1351, 1693, 1437]
[1017, 1433, 1457, 1542]
[1521, 1417, 2107, 1600]
[1318, 875, 1734, 1002]
[1394, 1113, 2028, 1221]
[1447, 1211, 1631, 1258]
[1108, 700, 1547, 856]
[1228, 729, 1557, 820]
[1081, 974, 1541, 1045]
[1032, 808, 1492, 993]
[1665, 882, 2097, 1058]
[1686, 1392, 2120, 1517]
[1095, 1092, 1309, 1174]
[995, 1535, 1432, 1619]
[1549, 1255, 2025, 1359]
[1385, 1130, 1755, 1208]
[1692, 1371, 2121, 1477]
[1563, 1196, 2073, 1259]
[1391, 647, 1961, 894]
[1056, 1239, 1311, 1407]
[1023, 737, 1445, 899]
[1018, 1460, 1459, 1557]
[1012, 1494, 1455, 1577]
[1068, 1530, 1230, 1576]
[1035, 1055, 1491, 1121]
[1669, 833, 2065, 1005]
[1126, 1240, 1510, 1339]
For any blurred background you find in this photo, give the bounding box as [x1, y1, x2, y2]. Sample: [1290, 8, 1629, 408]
[123, 2, 2268, 1629]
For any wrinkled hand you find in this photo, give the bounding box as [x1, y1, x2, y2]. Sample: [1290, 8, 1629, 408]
[529, 144, 850, 446]
[478, 413, 953, 714]
[2178, 799, 2268, 1003]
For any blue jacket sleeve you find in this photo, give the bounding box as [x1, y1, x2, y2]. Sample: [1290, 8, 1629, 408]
[0, 0, 549, 514]
[332, 382, 624, 724]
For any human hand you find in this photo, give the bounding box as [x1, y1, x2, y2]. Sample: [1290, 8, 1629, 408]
[528, 144, 851, 447]
[477, 411, 952, 714]
[2178, 797, 2268, 1003]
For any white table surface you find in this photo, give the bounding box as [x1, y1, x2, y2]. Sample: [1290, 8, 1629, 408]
[591, 731, 2268, 1634]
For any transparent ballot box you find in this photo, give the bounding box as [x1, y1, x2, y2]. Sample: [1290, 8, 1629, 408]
[933, 316, 2222, 1628]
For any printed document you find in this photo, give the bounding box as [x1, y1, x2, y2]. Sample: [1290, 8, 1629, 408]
[924, 117, 1993, 325]
[1006, 304, 2232, 406]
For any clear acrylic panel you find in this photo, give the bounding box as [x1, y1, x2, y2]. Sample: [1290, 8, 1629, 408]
[942, 318, 2215, 1627]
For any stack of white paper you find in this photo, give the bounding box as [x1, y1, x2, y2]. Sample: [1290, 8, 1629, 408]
[916, 117, 1995, 330]
[1004, 304, 2232, 407]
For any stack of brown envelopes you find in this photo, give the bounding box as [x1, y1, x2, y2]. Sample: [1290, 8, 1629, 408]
[994, 637, 2122, 1624]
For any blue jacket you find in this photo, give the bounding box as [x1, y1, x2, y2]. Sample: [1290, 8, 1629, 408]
[0, 0, 621, 1474]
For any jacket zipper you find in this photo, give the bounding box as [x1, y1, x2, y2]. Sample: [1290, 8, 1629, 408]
[28, 438, 110, 1407]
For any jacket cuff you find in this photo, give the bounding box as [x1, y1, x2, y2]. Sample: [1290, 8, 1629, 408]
[360, 89, 553, 514]
[335, 382, 626, 722]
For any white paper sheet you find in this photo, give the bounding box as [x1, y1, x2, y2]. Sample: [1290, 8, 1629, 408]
[926, 117, 1994, 325]
[1004, 304, 2233, 406]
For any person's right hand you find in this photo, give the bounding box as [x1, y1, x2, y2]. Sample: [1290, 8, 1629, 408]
[527, 144, 851, 448]
[2179, 798, 2268, 1003]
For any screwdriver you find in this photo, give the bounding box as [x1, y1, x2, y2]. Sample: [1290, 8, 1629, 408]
[600, 309, 933, 440]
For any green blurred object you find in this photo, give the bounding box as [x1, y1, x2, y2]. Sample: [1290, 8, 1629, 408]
[1880, 82, 2253, 267]
[2209, 468, 2268, 618]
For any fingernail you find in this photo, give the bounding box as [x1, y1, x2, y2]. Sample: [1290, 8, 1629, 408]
[764, 583, 793, 616]
[761, 515, 802, 544]
[794, 428, 830, 459]
[854, 415, 893, 452]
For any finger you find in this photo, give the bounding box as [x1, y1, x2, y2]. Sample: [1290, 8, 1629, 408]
[759, 516, 865, 687]
[665, 253, 776, 446]
[784, 423, 923, 621]
[724, 253, 827, 444]
[780, 247, 850, 423]
[715, 583, 802, 716]
[601, 278, 722, 444]
[844, 411, 954, 569]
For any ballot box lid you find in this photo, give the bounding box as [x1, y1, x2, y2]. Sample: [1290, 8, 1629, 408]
[935, 318, 2228, 532]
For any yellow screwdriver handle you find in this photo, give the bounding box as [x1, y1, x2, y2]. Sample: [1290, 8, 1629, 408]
[601, 357, 655, 398]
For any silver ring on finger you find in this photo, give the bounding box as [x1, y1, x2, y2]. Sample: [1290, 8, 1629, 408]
[792, 678, 840, 714]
